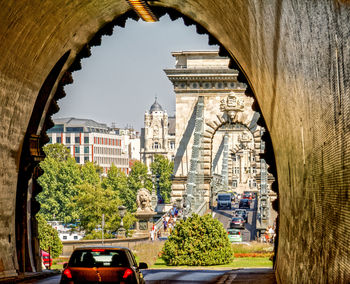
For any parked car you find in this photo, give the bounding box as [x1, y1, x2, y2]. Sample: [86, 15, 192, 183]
[60, 246, 148, 284]
[41, 250, 52, 269]
[227, 229, 243, 242]
[230, 217, 245, 229]
[234, 209, 248, 222]
[239, 199, 250, 209]
[217, 193, 232, 210]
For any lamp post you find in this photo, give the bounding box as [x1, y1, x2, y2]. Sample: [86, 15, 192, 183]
[117, 205, 127, 238]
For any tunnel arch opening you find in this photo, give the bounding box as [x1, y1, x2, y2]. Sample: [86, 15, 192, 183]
[15, 6, 279, 273]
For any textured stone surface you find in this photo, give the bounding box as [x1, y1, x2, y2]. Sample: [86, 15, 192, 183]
[0, 0, 349, 283]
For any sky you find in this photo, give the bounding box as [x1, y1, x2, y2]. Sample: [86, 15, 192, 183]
[55, 15, 218, 131]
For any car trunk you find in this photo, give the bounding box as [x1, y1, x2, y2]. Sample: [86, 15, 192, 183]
[70, 267, 127, 282]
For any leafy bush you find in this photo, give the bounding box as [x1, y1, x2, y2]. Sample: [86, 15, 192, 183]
[37, 213, 63, 258]
[161, 214, 233, 266]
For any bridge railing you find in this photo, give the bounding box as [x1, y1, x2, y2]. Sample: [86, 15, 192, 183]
[194, 200, 208, 216]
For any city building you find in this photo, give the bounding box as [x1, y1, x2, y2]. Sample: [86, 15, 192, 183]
[47, 117, 129, 174]
[47, 221, 84, 241]
[140, 98, 176, 170]
[113, 127, 141, 161]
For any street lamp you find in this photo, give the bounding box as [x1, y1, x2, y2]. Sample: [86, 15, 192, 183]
[117, 205, 127, 238]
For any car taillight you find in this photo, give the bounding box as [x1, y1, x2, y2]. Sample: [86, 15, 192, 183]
[238, 231, 241, 235]
[123, 268, 133, 279]
[63, 268, 72, 279]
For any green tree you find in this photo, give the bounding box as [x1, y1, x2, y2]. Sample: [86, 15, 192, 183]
[150, 155, 174, 203]
[36, 213, 63, 258]
[37, 144, 82, 223]
[127, 161, 152, 194]
[102, 164, 136, 212]
[81, 161, 101, 185]
[74, 182, 122, 237]
[162, 214, 233, 266]
[123, 212, 137, 237]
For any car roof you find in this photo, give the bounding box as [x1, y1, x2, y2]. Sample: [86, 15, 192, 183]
[72, 246, 130, 251]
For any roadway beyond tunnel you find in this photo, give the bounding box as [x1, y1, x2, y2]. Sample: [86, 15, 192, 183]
[214, 198, 258, 242]
[15, 268, 277, 284]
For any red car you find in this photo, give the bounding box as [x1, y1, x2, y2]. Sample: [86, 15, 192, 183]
[41, 250, 53, 269]
[60, 246, 148, 284]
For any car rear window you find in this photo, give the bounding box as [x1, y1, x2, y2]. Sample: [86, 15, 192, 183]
[69, 249, 129, 268]
[232, 217, 242, 222]
[228, 230, 240, 235]
[218, 195, 231, 200]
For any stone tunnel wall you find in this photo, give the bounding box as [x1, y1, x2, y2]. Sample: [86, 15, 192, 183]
[0, 0, 349, 282]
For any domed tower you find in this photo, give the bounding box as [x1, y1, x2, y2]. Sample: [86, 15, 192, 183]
[141, 98, 174, 170]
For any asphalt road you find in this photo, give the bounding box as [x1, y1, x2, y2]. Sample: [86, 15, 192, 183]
[17, 270, 230, 284]
[17, 268, 276, 284]
[213, 199, 257, 242]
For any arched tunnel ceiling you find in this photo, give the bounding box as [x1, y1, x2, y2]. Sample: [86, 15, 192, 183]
[0, 1, 349, 282]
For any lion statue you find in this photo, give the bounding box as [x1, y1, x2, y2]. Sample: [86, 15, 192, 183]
[136, 188, 153, 212]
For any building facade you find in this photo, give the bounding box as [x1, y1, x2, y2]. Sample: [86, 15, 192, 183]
[140, 99, 176, 170]
[47, 117, 130, 174]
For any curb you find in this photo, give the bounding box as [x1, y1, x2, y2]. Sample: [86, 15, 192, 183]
[0, 270, 61, 283]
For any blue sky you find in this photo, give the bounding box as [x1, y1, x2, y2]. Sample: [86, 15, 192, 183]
[55, 15, 218, 131]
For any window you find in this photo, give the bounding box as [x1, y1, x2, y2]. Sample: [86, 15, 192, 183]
[75, 146, 80, 153]
[66, 127, 84, 133]
[170, 141, 175, 149]
[153, 142, 159, 149]
[204, 82, 211, 89]
[47, 124, 64, 133]
[75, 157, 80, 163]
[232, 180, 237, 188]
[63, 236, 67, 240]
[217, 82, 223, 89]
[232, 155, 236, 161]
[84, 156, 89, 162]
[84, 137, 89, 144]
[49, 137, 52, 144]
[84, 146, 89, 154]
[66, 137, 71, 144]
[56, 137, 61, 143]
[74, 236, 78, 240]
[75, 136, 80, 144]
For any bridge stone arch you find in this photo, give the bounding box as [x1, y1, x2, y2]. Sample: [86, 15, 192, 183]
[202, 91, 263, 180]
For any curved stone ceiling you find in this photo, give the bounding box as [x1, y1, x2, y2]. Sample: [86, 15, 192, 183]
[0, 1, 349, 282]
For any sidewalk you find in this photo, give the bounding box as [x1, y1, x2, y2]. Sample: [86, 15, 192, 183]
[0, 270, 60, 283]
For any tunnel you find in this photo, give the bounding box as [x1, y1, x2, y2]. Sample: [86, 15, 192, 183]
[0, 1, 349, 283]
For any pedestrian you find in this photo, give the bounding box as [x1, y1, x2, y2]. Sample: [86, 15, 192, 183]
[264, 230, 269, 243]
[150, 229, 155, 241]
[174, 207, 178, 217]
[163, 218, 168, 232]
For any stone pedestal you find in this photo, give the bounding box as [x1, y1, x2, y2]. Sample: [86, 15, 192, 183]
[133, 211, 156, 238]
